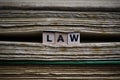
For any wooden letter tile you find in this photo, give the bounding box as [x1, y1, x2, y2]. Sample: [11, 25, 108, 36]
[55, 33, 67, 45]
[68, 33, 80, 45]
[43, 32, 55, 44]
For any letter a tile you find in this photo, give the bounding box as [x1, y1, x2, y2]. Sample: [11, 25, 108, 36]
[55, 33, 67, 45]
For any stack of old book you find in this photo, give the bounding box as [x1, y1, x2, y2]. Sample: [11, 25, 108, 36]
[0, 0, 120, 80]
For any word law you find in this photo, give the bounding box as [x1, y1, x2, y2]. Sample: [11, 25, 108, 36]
[43, 32, 80, 45]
